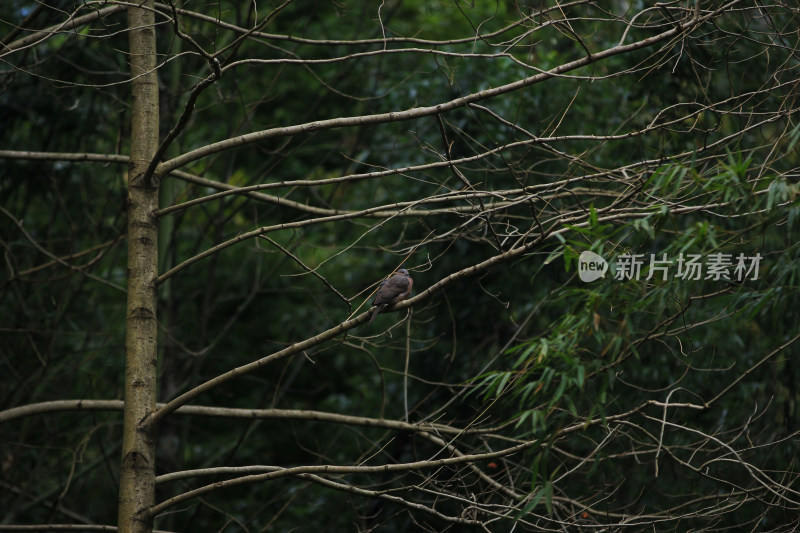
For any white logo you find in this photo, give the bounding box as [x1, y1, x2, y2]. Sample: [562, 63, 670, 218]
[578, 251, 608, 282]
[575, 251, 762, 283]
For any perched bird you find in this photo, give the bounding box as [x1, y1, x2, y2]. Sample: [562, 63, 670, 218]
[368, 269, 413, 324]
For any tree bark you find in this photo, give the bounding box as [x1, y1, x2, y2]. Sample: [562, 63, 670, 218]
[118, 2, 159, 532]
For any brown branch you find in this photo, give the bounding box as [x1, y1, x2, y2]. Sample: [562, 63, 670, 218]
[143, 439, 536, 518]
[157, 3, 739, 174]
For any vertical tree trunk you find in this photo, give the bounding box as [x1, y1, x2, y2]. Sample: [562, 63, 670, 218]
[118, 2, 159, 532]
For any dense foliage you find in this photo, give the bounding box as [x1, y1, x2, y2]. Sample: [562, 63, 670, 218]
[1, 1, 799, 531]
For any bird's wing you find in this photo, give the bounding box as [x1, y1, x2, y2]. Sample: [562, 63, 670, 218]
[372, 278, 390, 305]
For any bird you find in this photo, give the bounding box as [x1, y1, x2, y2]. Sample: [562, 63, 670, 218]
[368, 269, 413, 325]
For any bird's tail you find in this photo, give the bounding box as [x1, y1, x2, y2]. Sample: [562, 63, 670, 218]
[367, 305, 384, 325]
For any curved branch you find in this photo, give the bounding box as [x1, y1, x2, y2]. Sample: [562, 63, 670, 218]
[157, 3, 737, 175]
[143, 439, 536, 519]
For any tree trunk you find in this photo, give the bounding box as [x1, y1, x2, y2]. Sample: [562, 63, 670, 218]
[118, 2, 159, 532]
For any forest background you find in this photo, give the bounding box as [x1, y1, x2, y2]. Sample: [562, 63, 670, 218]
[1, 1, 799, 531]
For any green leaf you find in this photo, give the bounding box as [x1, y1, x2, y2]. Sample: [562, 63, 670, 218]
[551, 377, 567, 405]
[496, 372, 512, 398]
